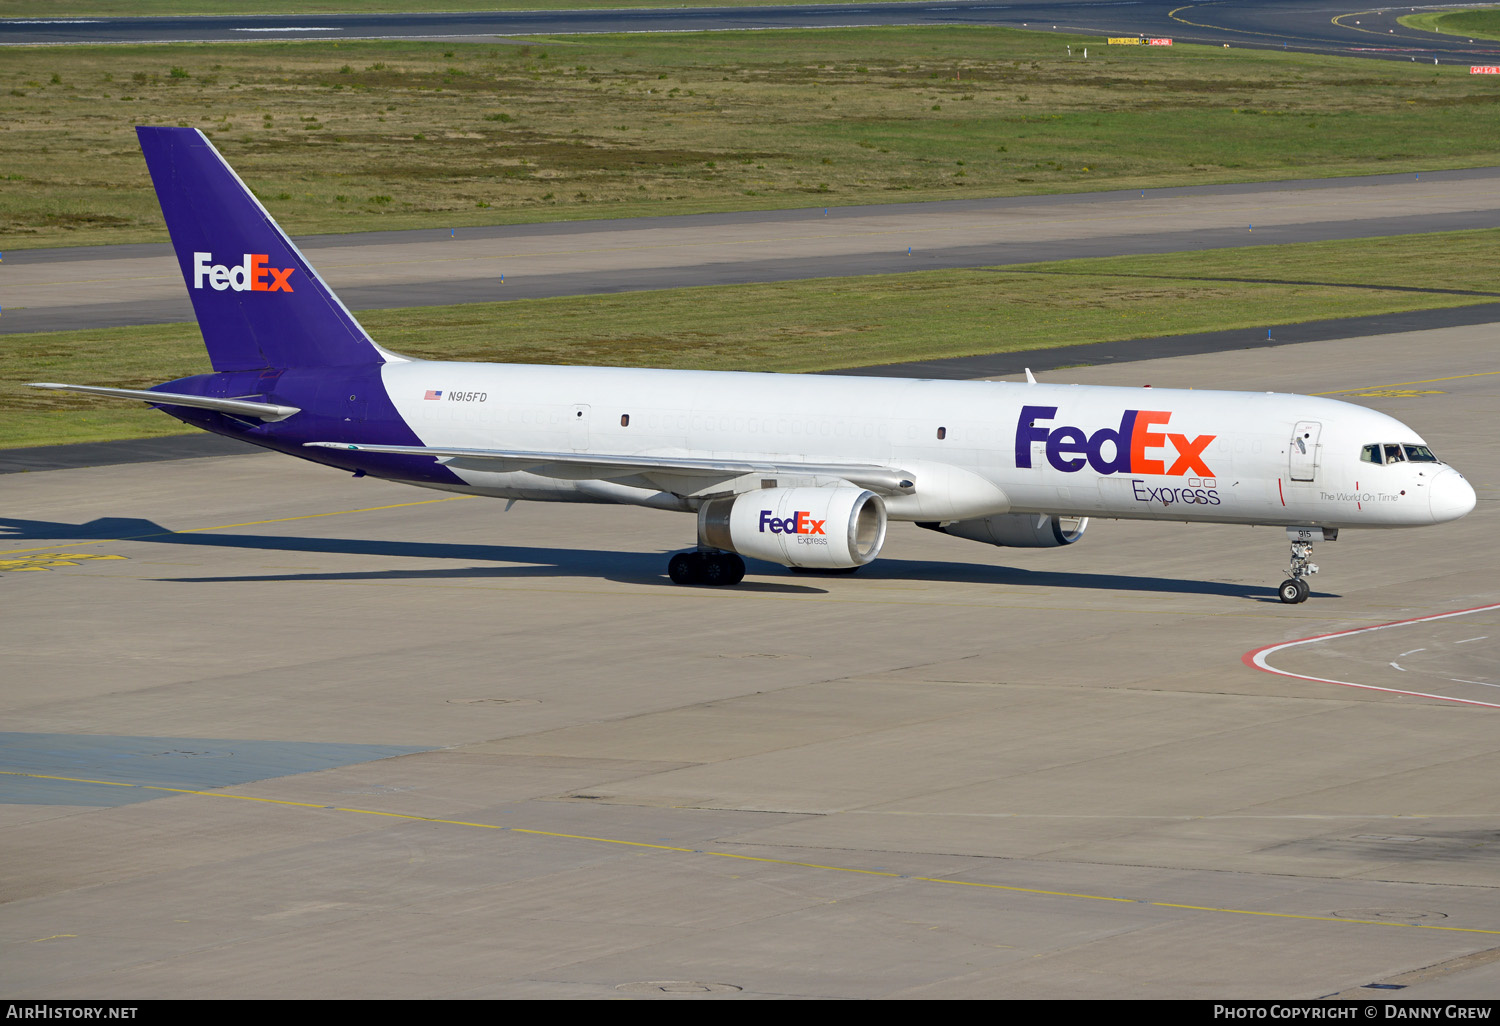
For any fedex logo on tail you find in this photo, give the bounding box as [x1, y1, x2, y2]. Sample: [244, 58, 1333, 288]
[1016, 405, 1215, 477]
[193, 252, 295, 293]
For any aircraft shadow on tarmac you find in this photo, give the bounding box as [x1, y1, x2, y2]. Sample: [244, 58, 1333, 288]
[852, 557, 1323, 601]
[0, 514, 819, 594]
[0, 515, 1316, 601]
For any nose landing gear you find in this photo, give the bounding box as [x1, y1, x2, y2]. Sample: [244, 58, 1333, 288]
[1278, 527, 1334, 604]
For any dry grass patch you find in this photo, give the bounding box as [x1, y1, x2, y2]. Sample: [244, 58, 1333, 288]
[4, 29, 1500, 248]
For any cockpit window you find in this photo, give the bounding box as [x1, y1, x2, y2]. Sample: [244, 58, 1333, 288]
[1361, 443, 1442, 466]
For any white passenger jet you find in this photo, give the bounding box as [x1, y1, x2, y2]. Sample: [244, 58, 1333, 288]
[32, 128, 1477, 603]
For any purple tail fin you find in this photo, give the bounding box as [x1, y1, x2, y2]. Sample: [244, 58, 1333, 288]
[137, 126, 386, 372]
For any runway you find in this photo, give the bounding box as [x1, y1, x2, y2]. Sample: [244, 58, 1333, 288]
[8, 167, 1500, 335]
[3, 1, 1495, 64]
[2, 322, 1497, 998]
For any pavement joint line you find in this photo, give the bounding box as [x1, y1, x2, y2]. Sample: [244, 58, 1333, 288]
[3, 767, 1497, 936]
[0, 494, 474, 557]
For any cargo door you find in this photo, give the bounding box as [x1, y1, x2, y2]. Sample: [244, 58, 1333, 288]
[570, 404, 591, 451]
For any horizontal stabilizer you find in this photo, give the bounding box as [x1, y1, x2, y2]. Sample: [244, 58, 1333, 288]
[304, 441, 916, 495]
[30, 383, 300, 422]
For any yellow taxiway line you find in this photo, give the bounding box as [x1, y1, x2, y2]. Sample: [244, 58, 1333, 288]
[4, 767, 1498, 937]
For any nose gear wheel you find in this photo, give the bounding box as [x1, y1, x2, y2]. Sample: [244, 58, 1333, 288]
[1278, 540, 1318, 604]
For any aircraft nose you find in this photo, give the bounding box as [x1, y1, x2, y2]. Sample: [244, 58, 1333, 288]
[1429, 469, 1477, 523]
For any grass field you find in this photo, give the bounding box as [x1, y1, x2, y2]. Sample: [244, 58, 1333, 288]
[5, 28, 1500, 249]
[1399, 9, 1500, 42]
[6, 228, 1497, 448]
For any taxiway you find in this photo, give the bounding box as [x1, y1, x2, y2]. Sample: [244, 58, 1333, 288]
[7, 169, 1500, 335]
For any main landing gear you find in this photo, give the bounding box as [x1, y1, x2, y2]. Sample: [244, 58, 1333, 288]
[1277, 528, 1332, 604]
[668, 550, 746, 586]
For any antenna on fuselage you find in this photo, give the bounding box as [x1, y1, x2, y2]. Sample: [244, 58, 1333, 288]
[1024, 368, 1037, 385]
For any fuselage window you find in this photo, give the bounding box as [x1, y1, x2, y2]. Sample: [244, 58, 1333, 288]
[1361, 444, 1383, 465]
[1403, 444, 1439, 463]
[1383, 443, 1406, 464]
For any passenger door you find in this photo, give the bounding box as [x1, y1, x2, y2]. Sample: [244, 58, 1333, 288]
[1289, 421, 1321, 482]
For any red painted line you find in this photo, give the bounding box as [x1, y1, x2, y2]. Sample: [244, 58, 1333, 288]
[1277, 477, 1285, 507]
[1243, 603, 1500, 709]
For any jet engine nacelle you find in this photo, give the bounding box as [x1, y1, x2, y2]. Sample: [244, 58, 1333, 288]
[921, 513, 1087, 548]
[699, 486, 887, 568]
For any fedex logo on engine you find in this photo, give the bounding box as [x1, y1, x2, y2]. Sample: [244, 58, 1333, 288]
[1016, 405, 1215, 477]
[759, 510, 826, 536]
[192, 252, 295, 293]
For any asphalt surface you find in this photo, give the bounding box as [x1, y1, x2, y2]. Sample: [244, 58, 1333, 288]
[9, 167, 1500, 335]
[3, 1, 1497, 64]
[4, 322, 1498, 998]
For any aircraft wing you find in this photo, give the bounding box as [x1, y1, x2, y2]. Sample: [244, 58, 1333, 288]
[303, 441, 916, 495]
[30, 383, 300, 422]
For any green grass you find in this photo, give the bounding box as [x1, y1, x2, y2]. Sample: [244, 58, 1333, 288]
[5, 28, 1500, 249]
[1399, 9, 1500, 42]
[6, 228, 1497, 448]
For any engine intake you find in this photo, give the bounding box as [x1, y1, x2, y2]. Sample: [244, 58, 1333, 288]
[700, 486, 887, 568]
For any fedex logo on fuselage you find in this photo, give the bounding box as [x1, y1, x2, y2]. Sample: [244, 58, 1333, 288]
[1016, 405, 1215, 477]
[192, 252, 295, 293]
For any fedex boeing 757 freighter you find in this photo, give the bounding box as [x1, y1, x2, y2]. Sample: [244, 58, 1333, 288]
[33, 128, 1476, 603]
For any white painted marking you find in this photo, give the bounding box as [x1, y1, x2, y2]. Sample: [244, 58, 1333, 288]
[232, 27, 341, 33]
[1244, 603, 1500, 710]
[1449, 678, 1500, 689]
[1456, 636, 1488, 644]
[1389, 662, 1407, 672]
[1398, 648, 1426, 657]
[7, 19, 103, 24]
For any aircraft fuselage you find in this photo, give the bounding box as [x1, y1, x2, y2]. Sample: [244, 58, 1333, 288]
[159, 361, 1471, 532]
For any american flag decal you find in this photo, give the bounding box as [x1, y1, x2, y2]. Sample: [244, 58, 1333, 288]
[424, 390, 442, 400]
